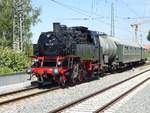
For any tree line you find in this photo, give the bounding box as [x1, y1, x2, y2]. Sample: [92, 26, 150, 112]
[0, 0, 40, 74]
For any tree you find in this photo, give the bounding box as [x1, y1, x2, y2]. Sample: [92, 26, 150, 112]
[0, 0, 40, 74]
[147, 30, 150, 42]
[0, 0, 40, 51]
[0, 0, 13, 47]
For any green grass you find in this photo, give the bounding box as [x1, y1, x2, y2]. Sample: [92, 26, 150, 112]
[145, 52, 150, 61]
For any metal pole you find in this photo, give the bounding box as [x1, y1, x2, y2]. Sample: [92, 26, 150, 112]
[12, 0, 24, 52]
[19, 13, 23, 51]
[12, 0, 16, 50]
[110, 2, 115, 37]
[19, 0, 24, 51]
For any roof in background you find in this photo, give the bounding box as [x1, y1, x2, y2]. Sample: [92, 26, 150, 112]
[144, 45, 150, 49]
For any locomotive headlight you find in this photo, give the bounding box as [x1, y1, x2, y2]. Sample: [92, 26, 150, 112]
[31, 62, 34, 65]
[53, 68, 59, 74]
[26, 68, 32, 74]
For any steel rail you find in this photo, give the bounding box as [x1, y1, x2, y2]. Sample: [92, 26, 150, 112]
[0, 86, 37, 97]
[0, 86, 60, 105]
[49, 68, 150, 113]
[94, 77, 150, 113]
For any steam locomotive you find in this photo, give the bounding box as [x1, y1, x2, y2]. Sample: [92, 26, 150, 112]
[27, 23, 147, 86]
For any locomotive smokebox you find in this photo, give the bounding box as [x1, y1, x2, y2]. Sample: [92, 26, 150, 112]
[53, 22, 61, 32]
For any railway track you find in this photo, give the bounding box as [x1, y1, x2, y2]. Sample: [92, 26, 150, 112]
[0, 86, 37, 97]
[0, 85, 60, 105]
[0, 64, 149, 108]
[50, 68, 150, 113]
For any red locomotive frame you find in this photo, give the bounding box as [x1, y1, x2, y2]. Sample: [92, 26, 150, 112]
[28, 55, 102, 86]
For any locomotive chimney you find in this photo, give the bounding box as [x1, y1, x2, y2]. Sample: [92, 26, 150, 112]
[53, 22, 61, 32]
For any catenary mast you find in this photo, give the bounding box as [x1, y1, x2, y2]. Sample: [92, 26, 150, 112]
[12, 0, 24, 52]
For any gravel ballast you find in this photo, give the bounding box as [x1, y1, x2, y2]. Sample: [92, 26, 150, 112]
[61, 71, 150, 113]
[0, 65, 150, 113]
[107, 80, 150, 113]
[0, 81, 32, 95]
[0, 73, 29, 86]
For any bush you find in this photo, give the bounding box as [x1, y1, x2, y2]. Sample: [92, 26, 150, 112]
[0, 67, 13, 74]
[145, 51, 150, 61]
[0, 47, 30, 74]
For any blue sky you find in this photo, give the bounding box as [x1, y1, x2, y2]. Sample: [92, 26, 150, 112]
[31, 0, 150, 45]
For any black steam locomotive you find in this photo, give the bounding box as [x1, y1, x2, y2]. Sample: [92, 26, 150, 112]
[27, 23, 146, 86]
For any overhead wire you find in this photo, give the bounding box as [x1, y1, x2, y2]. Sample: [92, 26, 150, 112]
[49, 0, 132, 34]
[123, 16, 150, 20]
[49, 0, 109, 23]
[118, 1, 150, 21]
[50, 0, 104, 18]
[49, 0, 90, 17]
[119, 0, 139, 17]
[54, 16, 150, 21]
[118, 0, 150, 40]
